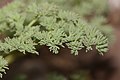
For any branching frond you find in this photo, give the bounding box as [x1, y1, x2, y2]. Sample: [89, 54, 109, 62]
[0, 0, 109, 76]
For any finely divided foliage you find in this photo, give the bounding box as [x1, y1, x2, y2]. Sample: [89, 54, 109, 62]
[0, 1, 108, 77]
[39, 0, 108, 16]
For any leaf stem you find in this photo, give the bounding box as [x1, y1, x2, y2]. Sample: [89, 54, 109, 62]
[28, 19, 37, 27]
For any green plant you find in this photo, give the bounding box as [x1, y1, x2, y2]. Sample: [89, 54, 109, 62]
[0, 0, 109, 78]
[38, 0, 108, 16]
[47, 71, 89, 80]
[47, 72, 67, 80]
[29, 0, 113, 41]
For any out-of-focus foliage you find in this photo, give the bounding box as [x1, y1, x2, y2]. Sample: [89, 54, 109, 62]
[35, 0, 108, 16]
[70, 71, 89, 80]
[14, 74, 27, 80]
[47, 73, 67, 80]
[12, 71, 88, 80]
[47, 71, 89, 80]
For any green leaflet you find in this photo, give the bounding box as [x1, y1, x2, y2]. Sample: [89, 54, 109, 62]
[0, 56, 8, 78]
